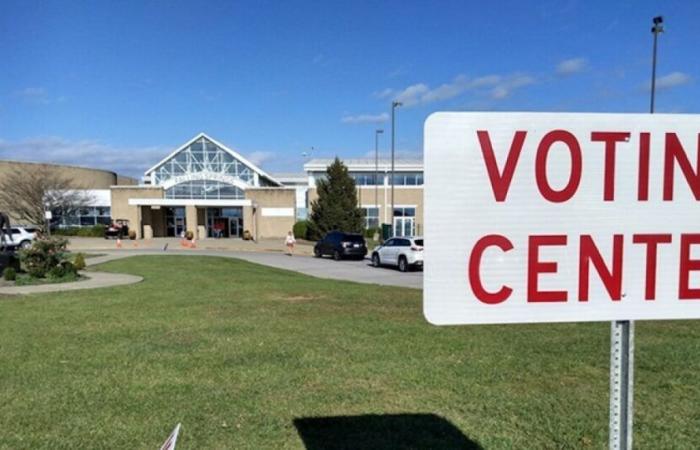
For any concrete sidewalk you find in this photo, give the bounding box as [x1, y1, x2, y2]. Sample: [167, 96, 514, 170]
[0, 271, 143, 295]
[68, 237, 316, 255]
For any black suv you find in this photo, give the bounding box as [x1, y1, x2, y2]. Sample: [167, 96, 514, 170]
[314, 231, 367, 260]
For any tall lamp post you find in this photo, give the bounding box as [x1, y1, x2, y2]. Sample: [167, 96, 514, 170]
[390, 101, 402, 235]
[374, 129, 384, 225]
[609, 16, 666, 450]
[650, 16, 664, 114]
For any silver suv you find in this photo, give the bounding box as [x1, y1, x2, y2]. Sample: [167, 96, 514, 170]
[8, 227, 38, 249]
[371, 236, 424, 272]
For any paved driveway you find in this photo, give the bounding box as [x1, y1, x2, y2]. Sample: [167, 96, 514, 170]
[232, 252, 423, 289]
[88, 249, 423, 289]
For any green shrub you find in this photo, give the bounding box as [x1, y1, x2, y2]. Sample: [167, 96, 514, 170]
[364, 227, 381, 239]
[293, 220, 309, 240]
[53, 225, 106, 237]
[74, 253, 86, 271]
[47, 264, 66, 279]
[3, 267, 16, 281]
[60, 261, 77, 276]
[19, 237, 69, 278]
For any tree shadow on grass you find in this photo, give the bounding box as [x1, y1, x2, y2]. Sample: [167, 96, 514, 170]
[293, 413, 482, 450]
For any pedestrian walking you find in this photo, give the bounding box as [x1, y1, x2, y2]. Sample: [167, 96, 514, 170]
[285, 231, 296, 256]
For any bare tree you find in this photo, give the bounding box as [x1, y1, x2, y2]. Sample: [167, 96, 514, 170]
[0, 166, 93, 231]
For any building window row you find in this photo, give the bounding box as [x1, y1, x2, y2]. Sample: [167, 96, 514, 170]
[164, 180, 245, 200]
[352, 172, 383, 186]
[313, 171, 423, 186]
[53, 207, 111, 228]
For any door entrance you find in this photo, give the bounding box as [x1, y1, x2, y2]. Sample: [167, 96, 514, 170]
[393, 217, 415, 237]
[206, 207, 243, 238]
[392, 206, 416, 237]
[165, 207, 186, 237]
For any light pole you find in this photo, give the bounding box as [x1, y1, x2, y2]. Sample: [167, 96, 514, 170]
[609, 17, 666, 450]
[390, 101, 402, 235]
[374, 129, 383, 225]
[650, 16, 664, 113]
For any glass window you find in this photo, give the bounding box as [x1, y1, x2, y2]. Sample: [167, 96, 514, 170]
[165, 180, 244, 200]
[80, 216, 96, 226]
[384, 239, 395, 247]
[221, 208, 242, 218]
[351, 172, 381, 186]
[414, 239, 424, 246]
[361, 207, 379, 230]
[393, 207, 416, 218]
[391, 172, 423, 186]
[153, 137, 256, 187]
[52, 206, 110, 229]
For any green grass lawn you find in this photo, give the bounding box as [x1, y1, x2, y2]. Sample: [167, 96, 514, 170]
[0, 255, 699, 449]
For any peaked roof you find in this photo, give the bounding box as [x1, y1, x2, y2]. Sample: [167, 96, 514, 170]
[145, 132, 281, 186]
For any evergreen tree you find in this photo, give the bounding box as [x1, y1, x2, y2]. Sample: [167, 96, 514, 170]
[308, 158, 364, 239]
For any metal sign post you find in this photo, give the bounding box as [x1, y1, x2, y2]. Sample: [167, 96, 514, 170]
[609, 320, 634, 450]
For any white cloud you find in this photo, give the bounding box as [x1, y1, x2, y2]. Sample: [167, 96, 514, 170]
[393, 83, 430, 106]
[0, 136, 285, 177]
[374, 88, 395, 99]
[17, 87, 47, 97]
[15, 87, 50, 104]
[654, 72, 691, 90]
[378, 73, 536, 107]
[0, 136, 168, 177]
[488, 74, 536, 99]
[13, 87, 66, 105]
[556, 57, 588, 75]
[246, 150, 276, 166]
[341, 112, 390, 124]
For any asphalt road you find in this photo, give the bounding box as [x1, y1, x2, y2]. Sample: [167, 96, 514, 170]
[89, 249, 423, 289]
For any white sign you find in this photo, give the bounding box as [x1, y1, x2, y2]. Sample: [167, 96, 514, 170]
[261, 207, 294, 217]
[424, 112, 700, 325]
[44, 211, 52, 220]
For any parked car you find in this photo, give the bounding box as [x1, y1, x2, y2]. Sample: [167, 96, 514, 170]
[7, 226, 38, 249]
[314, 231, 368, 260]
[104, 219, 130, 239]
[371, 236, 423, 272]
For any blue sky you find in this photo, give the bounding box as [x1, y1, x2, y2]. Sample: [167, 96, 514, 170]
[1, 0, 698, 177]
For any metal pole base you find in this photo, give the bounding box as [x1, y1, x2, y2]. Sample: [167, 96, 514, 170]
[609, 320, 634, 450]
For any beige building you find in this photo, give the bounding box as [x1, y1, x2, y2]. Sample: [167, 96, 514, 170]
[2, 134, 425, 239]
[0, 160, 135, 226]
[304, 158, 424, 237]
[110, 133, 297, 240]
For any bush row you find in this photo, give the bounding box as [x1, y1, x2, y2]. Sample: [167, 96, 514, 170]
[52, 224, 106, 237]
[293, 220, 381, 241]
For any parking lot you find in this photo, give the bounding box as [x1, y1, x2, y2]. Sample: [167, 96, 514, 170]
[233, 252, 423, 289]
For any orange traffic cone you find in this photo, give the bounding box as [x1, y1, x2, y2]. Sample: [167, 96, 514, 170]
[116, 239, 122, 248]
